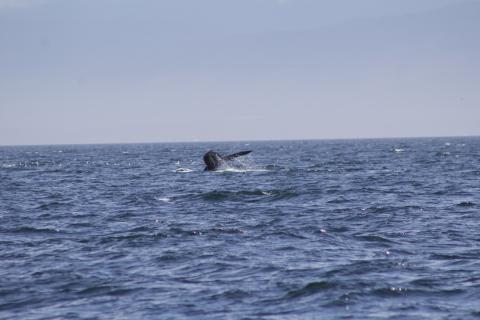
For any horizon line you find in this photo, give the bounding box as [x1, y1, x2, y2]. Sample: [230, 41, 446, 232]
[1, 134, 478, 148]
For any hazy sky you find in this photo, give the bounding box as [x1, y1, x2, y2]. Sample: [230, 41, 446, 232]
[1, 0, 479, 145]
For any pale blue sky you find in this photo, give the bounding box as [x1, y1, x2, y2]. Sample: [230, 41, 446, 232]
[1, 0, 479, 145]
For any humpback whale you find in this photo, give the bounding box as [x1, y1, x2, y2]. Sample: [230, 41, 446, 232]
[203, 150, 252, 171]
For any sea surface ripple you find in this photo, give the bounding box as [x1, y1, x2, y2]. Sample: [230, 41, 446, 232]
[1, 138, 479, 319]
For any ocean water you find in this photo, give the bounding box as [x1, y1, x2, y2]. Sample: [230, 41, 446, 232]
[1, 137, 479, 319]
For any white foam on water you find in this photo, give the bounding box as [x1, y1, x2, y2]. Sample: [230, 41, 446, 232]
[213, 158, 270, 173]
[156, 197, 172, 203]
[175, 167, 194, 173]
[215, 167, 269, 173]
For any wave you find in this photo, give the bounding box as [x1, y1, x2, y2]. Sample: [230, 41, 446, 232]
[457, 201, 475, 207]
[35, 201, 70, 210]
[153, 188, 300, 204]
[355, 234, 399, 244]
[195, 189, 299, 202]
[214, 167, 270, 173]
[174, 167, 269, 173]
[5, 226, 62, 234]
[285, 281, 338, 299]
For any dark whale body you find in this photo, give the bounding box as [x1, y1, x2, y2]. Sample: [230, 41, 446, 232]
[203, 150, 252, 171]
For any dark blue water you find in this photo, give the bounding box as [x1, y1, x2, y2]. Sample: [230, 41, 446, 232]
[1, 138, 479, 319]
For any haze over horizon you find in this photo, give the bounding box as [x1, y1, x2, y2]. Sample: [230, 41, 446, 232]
[1, 0, 479, 145]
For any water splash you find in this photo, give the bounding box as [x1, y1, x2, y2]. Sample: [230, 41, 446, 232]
[214, 156, 270, 172]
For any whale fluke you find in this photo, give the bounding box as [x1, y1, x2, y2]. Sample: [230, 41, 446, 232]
[222, 150, 252, 160]
[203, 150, 252, 171]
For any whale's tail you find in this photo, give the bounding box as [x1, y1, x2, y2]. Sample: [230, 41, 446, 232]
[223, 150, 252, 160]
[203, 150, 252, 171]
